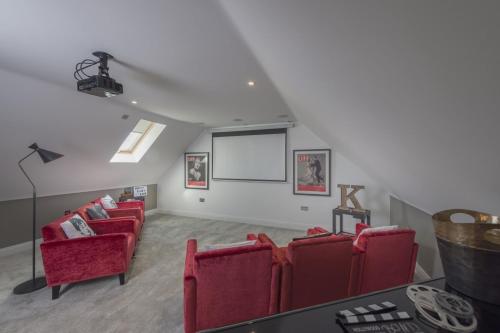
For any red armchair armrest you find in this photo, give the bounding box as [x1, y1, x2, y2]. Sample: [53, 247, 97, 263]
[116, 200, 145, 212]
[106, 207, 143, 223]
[258, 233, 287, 264]
[247, 233, 258, 241]
[356, 223, 370, 236]
[307, 226, 329, 235]
[87, 218, 138, 237]
[408, 243, 419, 282]
[257, 233, 278, 248]
[349, 245, 366, 296]
[40, 234, 131, 286]
[184, 239, 197, 333]
[184, 239, 197, 279]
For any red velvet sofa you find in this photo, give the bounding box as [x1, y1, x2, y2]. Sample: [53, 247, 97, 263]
[184, 237, 280, 333]
[254, 232, 357, 312]
[40, 213, 136, 299]
[311, 224, 418, 295]
[76, 202, 142, 240]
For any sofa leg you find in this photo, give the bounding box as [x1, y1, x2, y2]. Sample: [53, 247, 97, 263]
[52, 286, 61, 300]
[119, 273, 125, 285]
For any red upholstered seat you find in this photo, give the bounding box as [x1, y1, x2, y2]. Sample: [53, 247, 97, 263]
[353, 223, 418, 295]
[92, 197, 145, 227]
[256, 232, 357, 312]
[76, 203, 141, 240]
[184, 239, 279, 333]
[310, 224, 419, 295]
[40, 213, 136, 299]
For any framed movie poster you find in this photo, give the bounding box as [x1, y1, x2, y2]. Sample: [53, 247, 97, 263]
[185, 152, 209, 190]
[293, 149, 331, 196]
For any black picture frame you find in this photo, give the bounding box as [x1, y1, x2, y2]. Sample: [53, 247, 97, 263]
[293, 149, 331, 196]
[184, 152, 209, 190]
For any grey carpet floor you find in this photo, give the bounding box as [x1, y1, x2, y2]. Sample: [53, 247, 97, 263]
[0, 214, 303, 333]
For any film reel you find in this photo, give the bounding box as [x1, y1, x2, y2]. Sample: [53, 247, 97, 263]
[406, 284, 444, 302]
[414, 292, 477, 333]
[435, 292, 474, 319]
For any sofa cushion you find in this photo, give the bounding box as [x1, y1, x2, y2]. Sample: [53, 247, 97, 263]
[60, 214, 96, 239]
[86, 204, 110, 220]
[293, 232, 332, 241]
[353, 225, 399, 246]
[101, 194, 118, 209]
[200, 240, 256, 252]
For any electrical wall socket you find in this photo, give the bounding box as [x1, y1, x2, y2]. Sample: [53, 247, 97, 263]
[300, 206, 309, 211]
[199, 198, 205, 203]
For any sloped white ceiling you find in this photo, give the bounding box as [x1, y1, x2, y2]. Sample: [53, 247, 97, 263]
[0, 68, 202, 200]
[2, 0, 499, 216]
[0, 0, 293, 127]
[219, 0, 500, 214]
[0, 0, 294, 200]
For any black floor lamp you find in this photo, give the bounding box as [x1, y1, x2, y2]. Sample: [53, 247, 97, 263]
[13, 143, 63, 295]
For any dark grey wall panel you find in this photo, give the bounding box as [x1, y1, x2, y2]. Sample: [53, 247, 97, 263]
[0, 184, 157, 249]
[390, 196, 443, 278]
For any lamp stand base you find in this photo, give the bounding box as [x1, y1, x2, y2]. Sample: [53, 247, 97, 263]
[13, 277, 47, 295]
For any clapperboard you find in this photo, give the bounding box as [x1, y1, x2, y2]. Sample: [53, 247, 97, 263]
[335, 302, 425, 333]
[339, 311, 411, 325]
[337, 302, 397, 318]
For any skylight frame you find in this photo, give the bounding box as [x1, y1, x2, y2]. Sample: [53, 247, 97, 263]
[110, 119, 166, 163]
[117, 122, 154, 154]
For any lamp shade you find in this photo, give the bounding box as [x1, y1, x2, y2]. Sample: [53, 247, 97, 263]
[28, 143, 63, 163]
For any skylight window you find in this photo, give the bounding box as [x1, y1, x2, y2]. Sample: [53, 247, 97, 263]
[110, 119, 166, 163]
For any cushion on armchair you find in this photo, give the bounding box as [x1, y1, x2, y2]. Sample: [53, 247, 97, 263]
[353, 225, 399, 246]
[293, 232, 332, 241]
[60, 214, 96, 239]
[101, 194, 118, 209]
[200, 240, 256, 252]
[86, 204, 110, 220]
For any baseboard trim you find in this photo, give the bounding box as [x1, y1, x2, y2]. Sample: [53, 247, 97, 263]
[157, 208, 311, 231]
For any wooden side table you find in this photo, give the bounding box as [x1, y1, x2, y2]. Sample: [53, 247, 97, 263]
[332, 208, 371, 235]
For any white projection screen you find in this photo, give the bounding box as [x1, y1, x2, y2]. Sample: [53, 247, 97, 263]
[212, 129, 287, 181]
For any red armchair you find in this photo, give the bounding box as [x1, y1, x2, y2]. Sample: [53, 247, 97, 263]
[40, 214, 136, 299]
[92, 197, 145, 226]
[76, 203, 141, 240]
[311, 224, 418, 295]
[255, 232, 356, 312]
[184, 238, 279, 333]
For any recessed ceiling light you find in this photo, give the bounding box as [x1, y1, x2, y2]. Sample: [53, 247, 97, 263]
[131, 100, 138, 104]
[247, 81, 255, 87]
[233, 118, 243, 122]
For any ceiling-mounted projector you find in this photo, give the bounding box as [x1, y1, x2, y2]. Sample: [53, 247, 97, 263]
[74, 51, 123, 97]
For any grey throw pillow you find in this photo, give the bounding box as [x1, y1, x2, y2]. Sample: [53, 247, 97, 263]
[86, 204, 110, 220]
[61, 215, 96, 238]
[94, 204, 110, 219]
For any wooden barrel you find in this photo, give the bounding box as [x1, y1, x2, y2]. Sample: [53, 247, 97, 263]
[433, 209, 500, 305]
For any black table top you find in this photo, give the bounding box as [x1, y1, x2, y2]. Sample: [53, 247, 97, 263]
[201, 278, 500, 333]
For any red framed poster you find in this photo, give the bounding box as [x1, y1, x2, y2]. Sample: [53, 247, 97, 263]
[293, 149, 331, 196]
[185, 152, 209, 190]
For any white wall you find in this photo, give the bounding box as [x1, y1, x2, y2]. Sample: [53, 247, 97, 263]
[158, 124, 390, 231]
